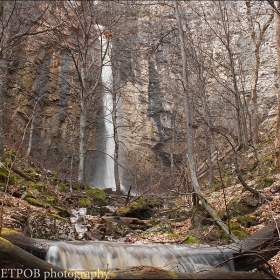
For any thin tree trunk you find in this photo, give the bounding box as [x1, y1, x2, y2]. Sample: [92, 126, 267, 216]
[174, 1, 238, 243]
[78, 96, 87, 184]
[246, 1, 273, 146]
[26, 116, 34, 157]
[275, 1, 280, 168]
[0, 59, 6, 160]
[112, 91, 121, 194]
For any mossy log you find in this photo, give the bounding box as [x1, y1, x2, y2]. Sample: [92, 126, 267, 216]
[1, 228, 49, 260]
[0, 237, 72, 278]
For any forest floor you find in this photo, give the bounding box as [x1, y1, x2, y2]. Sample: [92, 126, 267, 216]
[1, 117, 280, 277]
[1, 177, 280, 276]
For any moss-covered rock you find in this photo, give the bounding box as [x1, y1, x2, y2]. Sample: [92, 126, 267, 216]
[219, 198, 256, 220]
[116, 197, 153, 219]
[86, 188, 107, 206]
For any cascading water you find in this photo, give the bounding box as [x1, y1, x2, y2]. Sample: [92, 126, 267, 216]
[45, 241, 235, 273]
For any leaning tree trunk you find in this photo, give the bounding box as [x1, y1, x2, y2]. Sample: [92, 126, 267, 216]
[174, 1, 238, 243]
[275, 1, 280, 168]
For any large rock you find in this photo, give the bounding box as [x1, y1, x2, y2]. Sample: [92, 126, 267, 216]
[27, 215, 76, 240]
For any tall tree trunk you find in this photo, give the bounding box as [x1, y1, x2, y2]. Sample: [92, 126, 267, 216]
[0, 59, 7, 160]
[274, 1, 280, 168]
[112, 90, 121, 194]
[174, 1, 238, 243]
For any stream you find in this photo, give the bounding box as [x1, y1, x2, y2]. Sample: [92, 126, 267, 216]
[45, 240, 236, 274]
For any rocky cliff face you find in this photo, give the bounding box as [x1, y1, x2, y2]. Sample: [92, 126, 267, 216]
[3, 1, 279, 190]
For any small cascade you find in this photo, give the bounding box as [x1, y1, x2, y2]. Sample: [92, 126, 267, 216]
[45, 241, 235, 273]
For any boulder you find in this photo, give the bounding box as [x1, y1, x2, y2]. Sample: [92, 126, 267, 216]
[27, 215, 76, 240]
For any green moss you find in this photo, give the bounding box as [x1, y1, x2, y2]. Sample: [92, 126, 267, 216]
[78, 198, 89, 207]
[54, 206, 71, 217]
[0, 167, 9, 182]
[47, 214, 69, 222]
[58, 182, 69, 192]
[231, 229, 249, 239]
[86, 188, 107, 206]
[261, 157, 274, 165]
[25, 197, 50, 208]
[116, 197, 152, 218]
[1, 227, 17, 235]
[116, 206, 130, 216]
[227, 198, 256, 217]
[183, 236, 199, 244]
[0, 167, 15, 184]
[132, 273, 142, 277]
[219, 222, 249, 241]
[168, 233, 185, 238]
[237, 215, 258, 228]
[27, 181, 47, 192]
[167, 271, 178, 279]
[46, 196, 56, 204]
[53, 171, 58, 180]
[257, 177, 274, 189]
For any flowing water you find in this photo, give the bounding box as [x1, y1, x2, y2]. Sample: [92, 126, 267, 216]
[45, 241, 235, 274]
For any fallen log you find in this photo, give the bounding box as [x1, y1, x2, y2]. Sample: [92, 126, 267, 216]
[0, 237, 72, 279]
[232, 221, 280, 271]
[1, 228, 49, 260]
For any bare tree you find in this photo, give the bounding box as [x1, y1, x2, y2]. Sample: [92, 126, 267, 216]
[274, 0, 280, 168]
[174, 1, 238, 243]
[246, 1, 273, 146]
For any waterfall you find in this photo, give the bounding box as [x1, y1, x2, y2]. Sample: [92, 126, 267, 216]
[45, 241, 235, 273]
[101, 42, 116, 190]
[93, 30, 116, 190]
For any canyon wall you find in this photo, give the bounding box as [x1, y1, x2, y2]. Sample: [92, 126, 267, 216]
[2, 1, 278, 191]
